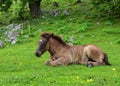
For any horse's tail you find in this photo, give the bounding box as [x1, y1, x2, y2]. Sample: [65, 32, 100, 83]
[103, 53, 111, 66]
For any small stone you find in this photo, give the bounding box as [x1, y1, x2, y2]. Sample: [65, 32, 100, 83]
[0, 40, 3, 47]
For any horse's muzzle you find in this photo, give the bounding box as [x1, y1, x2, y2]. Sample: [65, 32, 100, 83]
[35, 51, 41, 57]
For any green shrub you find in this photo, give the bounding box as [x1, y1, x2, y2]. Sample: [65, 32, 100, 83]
[91, 0, 120, 18]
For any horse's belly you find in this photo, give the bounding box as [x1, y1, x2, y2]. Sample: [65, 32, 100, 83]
[71, 53, 82, 63]
[70, 46, 83, 63]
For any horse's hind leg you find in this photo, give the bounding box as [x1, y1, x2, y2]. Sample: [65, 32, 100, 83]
[87, 58, 105, 66]
[87, 61, 105, 66]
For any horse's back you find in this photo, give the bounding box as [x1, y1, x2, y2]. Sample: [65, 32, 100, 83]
[85, 44, 103, 51]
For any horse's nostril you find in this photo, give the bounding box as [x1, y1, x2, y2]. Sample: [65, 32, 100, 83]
[35, 52, 40, 57]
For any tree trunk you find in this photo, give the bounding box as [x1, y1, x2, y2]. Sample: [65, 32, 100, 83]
[29, 0, 42, 17]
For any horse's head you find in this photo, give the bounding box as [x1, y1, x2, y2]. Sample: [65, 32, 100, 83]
[35, 33, 53, 57]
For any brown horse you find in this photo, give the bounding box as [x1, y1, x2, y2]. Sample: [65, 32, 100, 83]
[35, 32, 111, 67]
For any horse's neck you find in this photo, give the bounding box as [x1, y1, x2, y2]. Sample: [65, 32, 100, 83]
[48, 39, 67, 56]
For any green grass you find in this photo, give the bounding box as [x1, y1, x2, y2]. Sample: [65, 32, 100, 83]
[0, 0, 120, 86]
[0, 20, 120, 86]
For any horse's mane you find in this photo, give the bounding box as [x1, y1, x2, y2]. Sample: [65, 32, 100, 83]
[41, 32, 66, 45]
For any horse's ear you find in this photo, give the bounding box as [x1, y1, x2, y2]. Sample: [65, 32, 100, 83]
[41, 32, 53, 39]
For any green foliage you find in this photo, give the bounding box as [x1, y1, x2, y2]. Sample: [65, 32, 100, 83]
[1, 0, 120, 24]
[91, 0, 120, 18]
[0, 0, 42, 24]
[0, 0, 12, 11]
[0, 0, 29, 24]
[0, 12, 9, 24]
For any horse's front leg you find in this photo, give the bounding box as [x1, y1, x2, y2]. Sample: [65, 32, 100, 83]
[45, 55, 58, 65]
[46, 57, 69, 66]
[45, 59, 53, 65]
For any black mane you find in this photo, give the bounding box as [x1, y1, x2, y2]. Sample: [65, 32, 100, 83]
[41, 32, 66, 45]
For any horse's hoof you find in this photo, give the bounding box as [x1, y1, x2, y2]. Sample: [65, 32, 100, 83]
[87, 64, 93, 67]
[45, 60, 51, 65]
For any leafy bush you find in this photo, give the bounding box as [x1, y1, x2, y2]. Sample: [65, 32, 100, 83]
[91, 0, 120, 18]
[0, 0, 12, 11]
[0, 0, 29, 25]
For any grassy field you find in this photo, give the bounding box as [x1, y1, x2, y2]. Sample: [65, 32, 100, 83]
[0, 20, 120, 86]
[0, 1, 120, 86]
